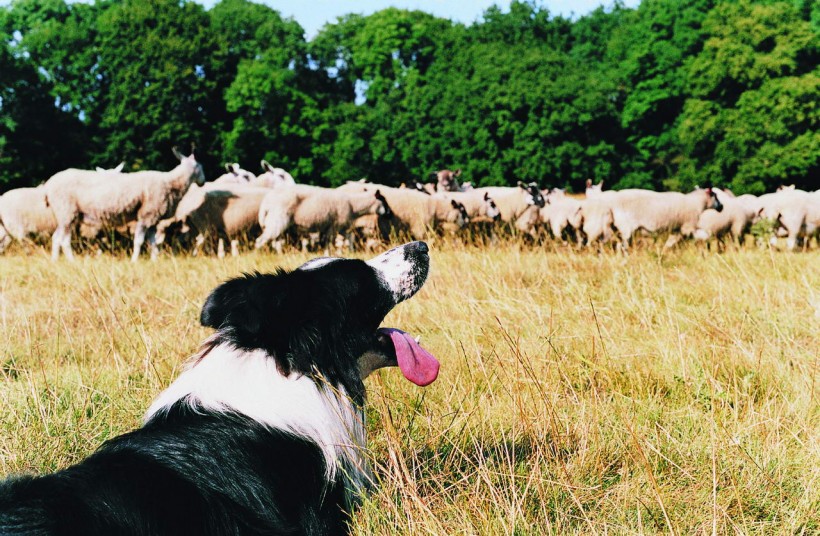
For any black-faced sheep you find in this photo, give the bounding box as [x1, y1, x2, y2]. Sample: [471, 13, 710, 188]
[473, 182, 545, 238]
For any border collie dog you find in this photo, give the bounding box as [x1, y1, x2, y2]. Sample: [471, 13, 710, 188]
[0, 241, 439, 535]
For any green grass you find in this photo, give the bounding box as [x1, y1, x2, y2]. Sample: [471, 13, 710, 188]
[1, 242, 818, 534]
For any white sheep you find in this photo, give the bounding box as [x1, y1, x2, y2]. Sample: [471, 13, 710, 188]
[0, 163, 129, 253]
[579, 198, 616, 251]
[604, 188, 723, 251]
[433, 190, 499, 224]
[338, 183, 469, 240]
[473, 182, 545, 238]
[212, 163, 256, 185]
[694, 190, 760, 250]
[540, 191, 583, 244]
[45, 147, 205, 261]
[0, 186, 56, 253]
[759, 189, 820, 250]
[254, 160, 295, 188]
[254, 185, 392, 252]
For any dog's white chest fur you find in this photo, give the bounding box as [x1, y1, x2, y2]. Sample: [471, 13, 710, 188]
[145, 343, 369, 487]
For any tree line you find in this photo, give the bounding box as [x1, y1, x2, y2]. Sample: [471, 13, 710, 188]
[0, 0, 817, 193]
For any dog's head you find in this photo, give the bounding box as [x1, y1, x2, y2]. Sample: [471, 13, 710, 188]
[199, 241, 438, 404]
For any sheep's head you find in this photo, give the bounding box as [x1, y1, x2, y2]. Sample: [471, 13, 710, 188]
[226, 163, 255, 183]
[483, 192, 501, 221]
[374, 190, 392, 218]
[450, 199, 469, 226]
[518, 181, 545, 208]
[705, 187, 723, 213]
[173, 147, 206, 185]
[435, 169, 462, 192]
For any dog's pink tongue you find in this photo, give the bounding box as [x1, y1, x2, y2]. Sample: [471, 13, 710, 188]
[378, 328, 440, 386]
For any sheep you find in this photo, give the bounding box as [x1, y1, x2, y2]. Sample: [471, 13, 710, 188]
[432, 190, 500, 235]
[254, 185, 392, 252]
[253, 160, 295, 188]
[0, 186, 56, 253]
[472, 182, 545, 238]
[155, 183, 271, 257]
[759, 189, 820, 250]
[604, 188, 723, 251]
[0, 163, 131, 253]
[212, 163, 256, 185]
[45, 147, 205, 261]
[579, 198, 616, 251]
[694, 190, 761, 250]
[435, 190, 500, 222]
[414, 169, 475, 194]
[432, 169, 462, 191]
[338, 183, 470, 240]
[539, 191, 583, 245]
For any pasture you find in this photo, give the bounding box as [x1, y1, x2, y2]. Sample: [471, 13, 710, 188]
[1, 242, 818, 534]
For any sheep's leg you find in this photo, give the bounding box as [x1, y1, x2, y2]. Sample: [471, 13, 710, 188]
[189, 234, 204, 256]
[51, 227, 64, 260]
[663, 233, 682, 250]
[145, 227, 159, 261]
[53, 224, 75, 261]
[217, 238, 226, 259]
[0, 226, 11, 253]
[132, 222, 146, 262]
[231, 239, 239, 257]
[254, 226, 280, 251]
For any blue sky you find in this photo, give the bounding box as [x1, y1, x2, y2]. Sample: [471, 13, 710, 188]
[0, 1, 641, 39]
[198, 0, 640, 38]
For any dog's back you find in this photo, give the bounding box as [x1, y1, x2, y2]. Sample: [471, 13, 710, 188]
[0, 402, 348, 535]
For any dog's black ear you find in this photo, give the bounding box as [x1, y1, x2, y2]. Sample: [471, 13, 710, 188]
[200, 274, 264, 334]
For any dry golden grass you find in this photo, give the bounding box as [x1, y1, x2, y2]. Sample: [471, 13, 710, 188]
[1, 240, 818, 534]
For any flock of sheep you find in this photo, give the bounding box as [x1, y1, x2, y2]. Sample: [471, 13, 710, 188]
[0, 148, 818, 259]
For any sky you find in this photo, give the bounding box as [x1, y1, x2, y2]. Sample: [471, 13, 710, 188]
[198, 0, 640, 38]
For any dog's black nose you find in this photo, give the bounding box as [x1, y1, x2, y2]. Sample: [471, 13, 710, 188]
[415, 241, 429, 254]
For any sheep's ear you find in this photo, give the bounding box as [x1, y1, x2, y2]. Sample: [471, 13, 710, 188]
[414, 182, 425, 192]
[172, 146, 184, 161]
[483, 192, 490, 201]
[261, 160, 272, 172]
[598, 181, 604, 188]
[451, 199, 459, 208]
[454, 169, 462, 177]
[116, 162, 125, 172]
[586, 179, 592, 188]
[517, 181, 526, 189]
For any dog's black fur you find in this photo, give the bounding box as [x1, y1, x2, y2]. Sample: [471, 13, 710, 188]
[0, 243, 430, 535]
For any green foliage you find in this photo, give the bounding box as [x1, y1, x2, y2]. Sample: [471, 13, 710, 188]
[0, 0, 817, 192]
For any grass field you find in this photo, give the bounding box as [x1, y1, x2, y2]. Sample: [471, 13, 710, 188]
[1, 241, 818, 534]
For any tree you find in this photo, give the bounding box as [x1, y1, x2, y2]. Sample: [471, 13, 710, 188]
[677, 0, 818, 192]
